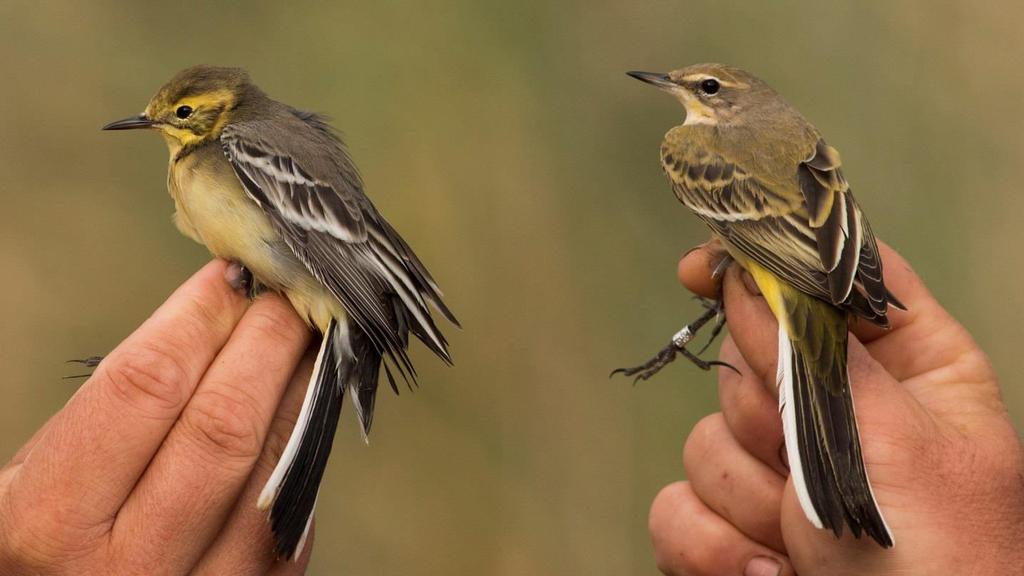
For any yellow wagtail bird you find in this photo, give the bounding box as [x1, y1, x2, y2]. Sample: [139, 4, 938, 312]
[615, 63, 904, 547]
[104, 65, 458, 559]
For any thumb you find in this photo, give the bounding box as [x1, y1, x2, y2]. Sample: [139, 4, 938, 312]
[853, 242, 1002, 431]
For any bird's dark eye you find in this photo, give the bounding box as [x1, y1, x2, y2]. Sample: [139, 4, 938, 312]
[699, 78, 720, 95]
[175, 105, 193, 119]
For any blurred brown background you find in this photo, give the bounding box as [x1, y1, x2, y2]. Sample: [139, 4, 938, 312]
[1, 1, 1021, 573]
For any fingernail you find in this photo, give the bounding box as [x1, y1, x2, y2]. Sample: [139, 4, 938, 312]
[745, 555, 782, 576]
[741, 270, 761, 296]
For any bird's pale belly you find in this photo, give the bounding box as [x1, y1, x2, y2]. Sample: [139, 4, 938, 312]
[169, 153, 344, 330]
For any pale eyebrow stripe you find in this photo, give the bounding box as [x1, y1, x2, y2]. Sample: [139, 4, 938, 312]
[680, 73, 749, 89]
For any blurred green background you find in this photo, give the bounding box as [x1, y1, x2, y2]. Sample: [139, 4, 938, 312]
[1, 1, 1021, 573]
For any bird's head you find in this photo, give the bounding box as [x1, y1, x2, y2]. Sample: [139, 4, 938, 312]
[627, 63, 771, 127]
[103, 65, 257, 152]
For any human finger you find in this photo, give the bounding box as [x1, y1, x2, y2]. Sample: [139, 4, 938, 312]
[684, 413, 788, 552]
[192, 345, 317, 574]
[5, 261, 248, 531]
[676, 239, 728, 299]
[110, 294, 310, 572]
[649, 481, 794, 576]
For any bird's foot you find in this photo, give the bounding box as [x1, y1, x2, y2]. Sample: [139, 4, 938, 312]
[693, 297, 728, 355]
[225, 261, 259, 299]
[688, 252, 731, 355]
[610, 342, 681, 383]
[64, 355, 105, 379]
[710, 253, 734, 282]
[611, 301, 738, 383]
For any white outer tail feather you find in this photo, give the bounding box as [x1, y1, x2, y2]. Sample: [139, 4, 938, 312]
[776, 324, 895, 544]
[776, 325, 824, 529]
[258, 329, 332, 511]
[258, 321, 353, 561]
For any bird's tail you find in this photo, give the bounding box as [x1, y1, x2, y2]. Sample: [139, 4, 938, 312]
[258, 317, 383, 560]
[775, 293, 894, 548]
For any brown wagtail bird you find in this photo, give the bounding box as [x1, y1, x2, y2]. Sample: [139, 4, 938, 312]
[104, 65, 458, 559]
[615, 63, 904, 547]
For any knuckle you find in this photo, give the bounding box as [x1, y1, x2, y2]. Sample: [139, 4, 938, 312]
[254, 377, 309, 478]
[184, 286, 235, 335]
[183, 389, 264, 463]
[254, 416, 295, 477]
[0, 508, 103, 571]
[955, 348, 998, 383]
[100, 344, 192, 416]
[244, 305, 304, 348]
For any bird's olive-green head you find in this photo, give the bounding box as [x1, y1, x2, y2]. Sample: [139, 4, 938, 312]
[103, 65, 260, 153]
[627, 63, 779, 127]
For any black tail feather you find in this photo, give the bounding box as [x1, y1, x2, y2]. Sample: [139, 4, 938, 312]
[349, 325, 384, 437]
[263, 318, 391, 559]
[789, 327, 893, 547]
[266, 320, 345, 560]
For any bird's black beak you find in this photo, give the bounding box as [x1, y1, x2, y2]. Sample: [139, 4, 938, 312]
[626, 71, 676, 90]
[102, 114, 155, 131]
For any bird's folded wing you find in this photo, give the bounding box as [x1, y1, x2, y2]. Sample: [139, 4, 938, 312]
[675, 139, 896, 322]
[220, 117, 454, 376]
[798, 139, 897, 319]
[221, 121, 367, 243]
[672, 148, 833, 302]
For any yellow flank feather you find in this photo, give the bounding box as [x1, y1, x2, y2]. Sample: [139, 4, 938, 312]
[731, 243, 848, 384]
[727, 248, 793, 334]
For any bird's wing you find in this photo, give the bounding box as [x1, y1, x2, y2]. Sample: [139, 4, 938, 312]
[673, 138, 895, 322]
[797, 140, 864, 305]
[672, 145, 833, 302]
[221, 120, 368, 243]
[220, 114, 455, 377]
[797, 139, 901, 320]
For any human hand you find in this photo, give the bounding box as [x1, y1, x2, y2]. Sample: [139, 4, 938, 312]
[0, 260, 316, 575]
[649, 241, 1024, 575]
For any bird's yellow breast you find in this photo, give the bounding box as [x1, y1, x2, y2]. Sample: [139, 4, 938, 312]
[169, 148, 280, 272]
[167, 145, 344, 331]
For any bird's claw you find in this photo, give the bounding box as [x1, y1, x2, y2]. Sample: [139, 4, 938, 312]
[695, 299, 727, 356]
[225, 261, 259, 299]
[610, 344, 680, 384]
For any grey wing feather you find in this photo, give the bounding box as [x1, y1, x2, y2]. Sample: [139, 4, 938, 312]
[220, 112, 456, 375]
[223, 122, 366, 243]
